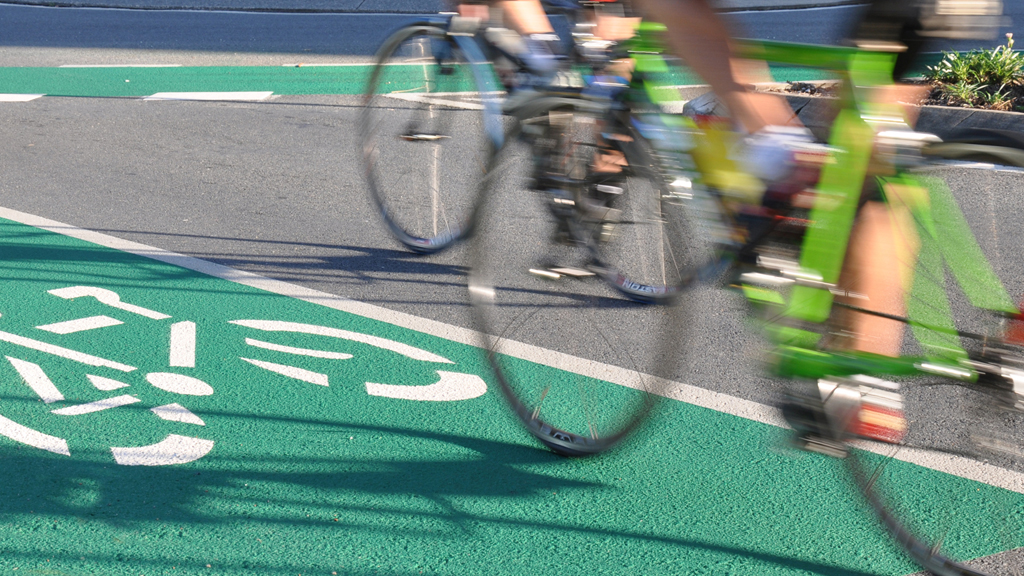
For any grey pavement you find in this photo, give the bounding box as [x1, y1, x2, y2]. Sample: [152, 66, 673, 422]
[0, 0, 866, 13]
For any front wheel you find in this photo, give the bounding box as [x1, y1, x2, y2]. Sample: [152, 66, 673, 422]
[360, 24, 501, 254]
[840, 152, 1024, 576]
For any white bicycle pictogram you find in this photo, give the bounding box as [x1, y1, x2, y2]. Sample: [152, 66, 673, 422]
[0, 286, 487, 466]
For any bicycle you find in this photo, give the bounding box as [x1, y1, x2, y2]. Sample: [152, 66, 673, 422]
[469, 20, 1024, 576]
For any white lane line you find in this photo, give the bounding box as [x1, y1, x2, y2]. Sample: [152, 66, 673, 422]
[169, 321, 196, 368]
[144, 91, 274, 102]
[240, 357, 329, 387]
[245, 337, 353, 360]
[0, 330, 135, 372]
[2, 206, 1021, 493]
[284, 63, 360, 67]
[51, 394, 139, 416]
[0, 94, 44, 102]
[8, 357, 63, 404]
[60, 64, 181, 68]
[37, 315, 123, 335]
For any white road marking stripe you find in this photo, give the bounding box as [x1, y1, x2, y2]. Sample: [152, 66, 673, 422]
[8, 357, 63, 404]
[386, 92, 485, 111]
[2, 206, 1020, 493]
[144, 91, 274, 102]
[60, 64, 181, 68]
[0, 412, 69, 456]
[49, 286, 170, 320]
[366, 371, 487, 401]
[146, 373, 213, 396]
[231, 320, 453, 364]
[0, 94, 44, 102]
[51, 394, 139, 416]
[111, 434, 214, 466]
[87, 374, 130, 391]
[245, 337, 353, 360]
[151, 403, 205, 426]
[169, 321, 196, 367]
[37, 315, 123, 335]
[0, 330, 135, 372]
[284, 63, 360, 67]
[240, 357, 329, 387]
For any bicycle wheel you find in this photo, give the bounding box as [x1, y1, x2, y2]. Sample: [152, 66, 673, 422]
[576, 109, 701, 304]
[469, 97, 702, 456]
[360, 23, 502, 254]
[833, 150, 1024, 576]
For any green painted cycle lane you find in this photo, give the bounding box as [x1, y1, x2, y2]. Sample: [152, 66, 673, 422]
[0, 212, 1018, 575]
[0, 55, 953, 98]
[0, 64, 841, 98]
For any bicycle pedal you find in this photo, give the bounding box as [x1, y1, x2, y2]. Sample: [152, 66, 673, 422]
[528, 267, 563, 280]
[793, 433, 848, 458]
[551, 266, 595, 278]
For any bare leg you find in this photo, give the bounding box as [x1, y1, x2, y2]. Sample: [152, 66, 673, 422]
[834, 200, 920, 355]
[632, 0, 798, 132]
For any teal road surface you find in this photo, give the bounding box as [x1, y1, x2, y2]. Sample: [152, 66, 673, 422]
[0, 53, 951, 99]
[0, 60, 953, 99]
[0, 206, 1022, 575]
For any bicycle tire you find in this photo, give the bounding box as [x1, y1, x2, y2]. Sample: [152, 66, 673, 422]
[468, 96, 700, 456]
[360, 23, 503, 254]
[579, 108, 698, 304]
[833, 147, 1024, 576]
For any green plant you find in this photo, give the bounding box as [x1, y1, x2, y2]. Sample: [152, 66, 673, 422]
[940, 81, 986, 105]
[980, 85, 1011, 109]
[926, 33, 1024, 86]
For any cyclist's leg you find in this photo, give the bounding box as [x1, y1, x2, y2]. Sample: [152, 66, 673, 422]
[631, 0, 798, 133]
[832, 199, 920, 356]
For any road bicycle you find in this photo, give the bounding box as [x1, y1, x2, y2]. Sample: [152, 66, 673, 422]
[359, 1, 646, 254]
[468, 20, 1024, 576]
[360, 1, 601, 255]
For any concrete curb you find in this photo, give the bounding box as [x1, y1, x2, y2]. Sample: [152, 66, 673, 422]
[786, 95, 1024, 142]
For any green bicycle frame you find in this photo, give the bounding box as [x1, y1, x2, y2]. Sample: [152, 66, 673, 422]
[625, 24, 1020, 381]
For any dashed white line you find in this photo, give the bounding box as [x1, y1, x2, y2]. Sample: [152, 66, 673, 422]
[0, 94, 44, 102]
[60, 64, 181, 68]
[144, 91, 274, 102]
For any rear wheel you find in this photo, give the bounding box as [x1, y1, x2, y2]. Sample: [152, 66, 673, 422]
[360, 25, 501, 253]
[469, 99, 701, 456]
